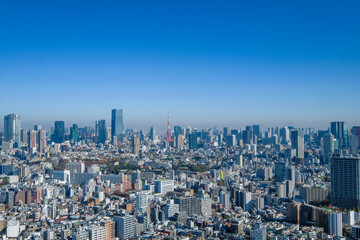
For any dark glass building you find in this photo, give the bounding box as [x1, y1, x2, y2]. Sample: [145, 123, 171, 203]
[52, 121, 65, 143]
[111, 109, 124, 142]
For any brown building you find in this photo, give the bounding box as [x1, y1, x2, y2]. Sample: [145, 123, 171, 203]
[286, 202, 301, 224]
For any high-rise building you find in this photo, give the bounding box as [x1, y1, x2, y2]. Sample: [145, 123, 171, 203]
[323, 134, 334, 164]
[20, 129, 27, 145]
[132, 137, 140, 155]
[331, 121, 348, 148]
[329, 212, 343, 237]
[52, 121, 65, 143]
[28, 129, 37, 151]
[111, 109, 124, 142]
[351, 126, 360, 156]
[135, 193, 148, 217]
[176, 134, 184, 150]
[165, 199, 179, 219]
[280, 127, 290, 145]
[174, 125, 182, 136]
[70, 124, 79, 142]
[149, 127, 156, 141]
[154, 180, 174, 194]
[253, 125, 261, 138]
[331, 156, 360, 209]
[98, 120, 106, 144]
[220, 191, 230, 210]
[188, 133, 198, 150]
[223, 127, 229, 137]
[290, 130, 304, 159]
[37, 129, 46, 153]
[114, 215, 135, 240]
[88, 225, 107, 240]
[4, 113, 21, 147]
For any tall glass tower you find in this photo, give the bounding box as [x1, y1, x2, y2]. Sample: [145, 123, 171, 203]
[331, 121, 348, 148]
[52, 121, 65, 143]
[111, 109, 124, 141]
[4, 113, 21, 147]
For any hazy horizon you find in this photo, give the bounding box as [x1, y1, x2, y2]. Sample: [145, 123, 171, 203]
[1, 1, 360, 131]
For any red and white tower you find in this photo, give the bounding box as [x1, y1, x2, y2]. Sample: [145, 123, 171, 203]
[166, 113, 172, 144]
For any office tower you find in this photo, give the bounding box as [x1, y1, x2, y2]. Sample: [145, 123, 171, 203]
[111, 109, 124, 142]
[28, 129, 37, 151]
[331, 156, 360, 209]
[20, 129, 27, 145]
[95, 120, 100, 140]
[98, 120, 106, 144]
[37, 129, 46, 153]
[323, 134, 334, 164]
[70, 124, 79, 142]
[135, 193, 148, 217]
[290, 130, 304, 159]
[351, 126, 360, 156]
[220, 191, 230, 210]
[4, 113, 21, 147]
[52, 121, 65, 143]
[235, 153, 243, 167]
[331, 121, 348, 148]
[149, 127, 156, 141]
[176, 134, 184, 150]
[226, 135, 236, 146]
[253, 125, 261, 138]
[329, 212, 343, 236]
[114, 215, 135, 240]
[239, 190, 252, 212]
[154, 180, 174, 194]
[132, 137, 140, 155]
[223, 127, 229, 137]
[174, 125, 182, 137]
[280, 127, 290, 145]
[188, 133, 198, 150]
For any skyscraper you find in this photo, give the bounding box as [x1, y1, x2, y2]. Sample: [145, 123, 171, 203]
[135, 193, 148, 217]
[188, 133, 198, 150]
[98, 120, 107, 144]
[253, 125, 261, 138]
[4, 113, 21, 147]
[329, 212, 343, 237]
[331, 156, 360, 209]
[70, 124, 79, 142]
[52, 121, 65, 143]
[290, 130, 304, 159]
[323, 134, 334, 164]
[132, 137, 140, 155]
[111, 109, 124, 142]
[28, 129, 37, 151]
[37, 129, 46, 153]
[331, 121, 348, 148]
[114, 215, 135, 240]
[149, 127, 156, 141]
[351, 126, 360, 156]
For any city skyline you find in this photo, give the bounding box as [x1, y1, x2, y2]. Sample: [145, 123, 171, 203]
[1, 1, 360, 128]
[1, 110, 358, 134]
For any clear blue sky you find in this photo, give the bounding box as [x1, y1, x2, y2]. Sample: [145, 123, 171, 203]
[1, 1, 360, 131]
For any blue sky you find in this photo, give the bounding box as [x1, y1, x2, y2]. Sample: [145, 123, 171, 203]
[1, 1, 360, 131]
